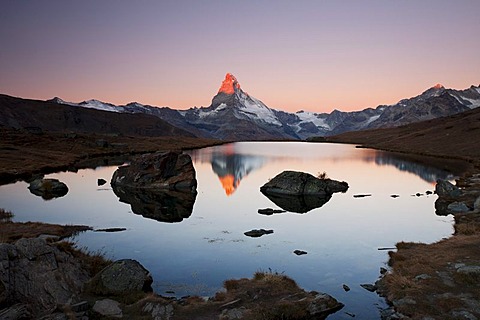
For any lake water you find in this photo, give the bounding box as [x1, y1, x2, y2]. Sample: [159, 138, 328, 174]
[0, 142, 456, 319]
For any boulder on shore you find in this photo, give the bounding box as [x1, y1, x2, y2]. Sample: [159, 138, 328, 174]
[111, 151, 197, 192]
[87, 259, 153, 298]
[28, 178, 69, 200]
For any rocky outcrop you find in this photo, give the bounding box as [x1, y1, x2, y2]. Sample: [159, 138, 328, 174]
[0, 238, 89, 316]
[111, 152, 198, 222]
[87, 259, 153, 297]
[260, 171, 348, 196]
[27, 178, 68, 200]
[111, 151, 197, 191]
[260, 171, 348, 213]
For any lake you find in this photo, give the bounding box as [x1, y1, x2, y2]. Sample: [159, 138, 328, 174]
[0, 142, 456, 319]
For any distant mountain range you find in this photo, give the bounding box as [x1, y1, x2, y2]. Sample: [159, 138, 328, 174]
[1, 74, 479, 141]
[49, 74, 480, 140]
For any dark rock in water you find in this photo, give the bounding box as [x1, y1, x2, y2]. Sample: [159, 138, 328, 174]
[294, 250, 308, 256]
[426, 190, 433, 195]
[261, 192, 332, 214]
[111, 151, 197, 191]
[260, 171, 347, 213]
[390, 194, 400, 198]
[112, 186, 196, 223]
[360, 283, 377, 292]
[260, 171, 348, 196]
[244, 229, 274, 238]
[97, 178, 107, 186]
[257, 208, 286, 215]
[342, 284, 350, 292]
[87, 259, 153, 296]
[415, 193, 423, 197]
[435, 179, 462, 198]
[353, 194, 371, 198]
[28, 178, 68, 200]
[111, 151, 197, 223]
[94, 228, 127, 232]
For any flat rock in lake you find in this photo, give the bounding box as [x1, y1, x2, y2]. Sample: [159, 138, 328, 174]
[353, 194, 371, 198]
[244, 229, 274, 238]
[257, 208, 286, 215]
[293, 250, 308, 256]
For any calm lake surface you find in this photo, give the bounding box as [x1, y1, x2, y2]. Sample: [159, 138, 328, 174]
[0, 142, 456, 319]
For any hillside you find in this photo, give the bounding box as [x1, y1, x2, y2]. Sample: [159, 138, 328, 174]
[0, 94, 194, 138]
[316, 106, 480, 162]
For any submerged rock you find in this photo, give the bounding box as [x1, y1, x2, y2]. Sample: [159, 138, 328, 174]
[244, 229, 274, 238]
[28, 178, 68, 200]
[257, 208, 286, 215]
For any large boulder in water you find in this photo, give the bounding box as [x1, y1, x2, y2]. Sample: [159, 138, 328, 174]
[260, 171, 348, 196]
[111, 151, 197, 191]
[28, 178, 69, 200]
[260, 171, 348, 213]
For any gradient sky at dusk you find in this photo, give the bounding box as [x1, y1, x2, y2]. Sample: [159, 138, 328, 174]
[1, 1, 479, 113]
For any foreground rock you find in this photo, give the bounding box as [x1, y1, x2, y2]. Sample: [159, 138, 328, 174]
[260, 171, 348, 213]
[27, 178, 69, 199]
[0, 238, 89, 316]
[111, 151, 197, 191]
[87, 259, 153, 298]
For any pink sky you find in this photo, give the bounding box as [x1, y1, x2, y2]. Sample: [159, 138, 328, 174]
[1, 1, 479, 113]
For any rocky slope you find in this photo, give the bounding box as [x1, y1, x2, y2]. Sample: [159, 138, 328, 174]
[51, 75, 480, 140]
[0, 94, 195, 138]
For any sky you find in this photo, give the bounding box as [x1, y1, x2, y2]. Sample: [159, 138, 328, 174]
[1, 0, 479, 113]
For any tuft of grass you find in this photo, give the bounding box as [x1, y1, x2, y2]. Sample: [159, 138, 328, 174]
[55, 241, 112, 277]
[317, 171, 328, 180]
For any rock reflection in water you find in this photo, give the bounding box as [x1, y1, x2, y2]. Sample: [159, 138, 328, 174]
[112, 186, 196, 223]
[260, 191, 332, 214]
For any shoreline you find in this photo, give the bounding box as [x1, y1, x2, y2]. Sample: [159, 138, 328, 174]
[2, 128, 479, 319]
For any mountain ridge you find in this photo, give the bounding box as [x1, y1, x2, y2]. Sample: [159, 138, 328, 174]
[12, 74, 480, 140]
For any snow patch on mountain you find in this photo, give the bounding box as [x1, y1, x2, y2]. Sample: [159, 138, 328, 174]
[79, 99, 123, 113]
[236, 91, 282, 126]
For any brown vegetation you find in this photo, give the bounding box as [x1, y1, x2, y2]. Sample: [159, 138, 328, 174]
[322, 108, 480, 319]
[0, 127, 222, 184]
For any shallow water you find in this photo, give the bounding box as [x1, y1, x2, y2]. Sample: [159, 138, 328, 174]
[0, 142, 455, 319]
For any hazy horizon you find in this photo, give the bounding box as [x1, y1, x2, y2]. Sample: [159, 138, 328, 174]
[1, 1, 479, 113]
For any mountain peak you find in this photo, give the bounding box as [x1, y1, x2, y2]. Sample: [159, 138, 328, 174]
[218, 73, 241, 95]
[433, 83, 444, 89]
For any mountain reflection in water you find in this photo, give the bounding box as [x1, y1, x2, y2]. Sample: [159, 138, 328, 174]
[189, 143, 456, 196]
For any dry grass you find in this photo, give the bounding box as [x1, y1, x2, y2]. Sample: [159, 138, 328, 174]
[55, 241, 111, 277]
[0, 220, 91, 243]
[379, 235, 480, 319]
[0, 127, 223, 185]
